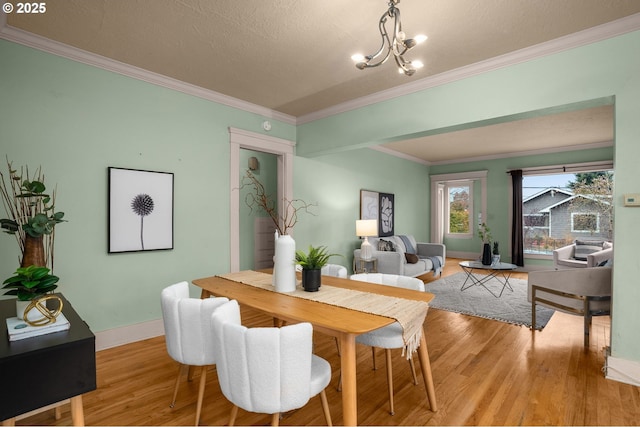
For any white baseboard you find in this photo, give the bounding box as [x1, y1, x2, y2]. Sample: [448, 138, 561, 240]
[95, 319, 165, 351]
[446, 251, 480, 260]
[605, 354, 640, 386]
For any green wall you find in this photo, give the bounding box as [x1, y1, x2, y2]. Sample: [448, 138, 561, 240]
[2, 26, 640, 366]
[0, 39, 297, 332]
[298, 31, 640, 362]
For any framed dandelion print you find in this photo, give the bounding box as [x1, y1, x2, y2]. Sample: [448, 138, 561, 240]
[108, 167, 174, 253]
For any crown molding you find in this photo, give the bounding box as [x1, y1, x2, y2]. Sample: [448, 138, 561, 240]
[427, 140, 614, 166]
[369, 145, 431, 165]
[0, 15, 297, 126]
[297, 13, 640, 125]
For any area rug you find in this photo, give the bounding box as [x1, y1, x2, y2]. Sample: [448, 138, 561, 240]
[425, 272, 554, 330]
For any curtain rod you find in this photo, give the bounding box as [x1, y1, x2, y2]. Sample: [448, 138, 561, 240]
[506, 161, 614, 174]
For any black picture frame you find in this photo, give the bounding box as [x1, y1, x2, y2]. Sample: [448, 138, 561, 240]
[378, 192, 394, 237]
[108, 167, 174, 253]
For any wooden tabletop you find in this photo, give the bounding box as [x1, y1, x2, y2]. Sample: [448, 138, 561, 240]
[192, 273, 435, 338]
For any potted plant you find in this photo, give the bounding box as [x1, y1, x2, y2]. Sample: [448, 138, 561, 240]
[492, 241, 500, 265]
[478, 222, 492, 265]
[2, 265, 59, 320]
[0, 160, 66, 268]
[295, 245, 339, 292]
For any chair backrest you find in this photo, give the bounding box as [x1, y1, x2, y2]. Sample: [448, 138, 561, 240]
[350, 273, 425, 291]
[211, 300, 314, 414]
[321, 263, 348, 278]
[160, 281, 229, 366]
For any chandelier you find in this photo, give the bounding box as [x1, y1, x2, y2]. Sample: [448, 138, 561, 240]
[351, 0, 427, 76]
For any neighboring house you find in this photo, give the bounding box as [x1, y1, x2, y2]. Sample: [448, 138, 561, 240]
[523, 188, 612, 248]
[523, 188, 572, 245]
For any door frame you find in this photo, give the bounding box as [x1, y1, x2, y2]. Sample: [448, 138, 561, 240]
[229, 127, 295, 272]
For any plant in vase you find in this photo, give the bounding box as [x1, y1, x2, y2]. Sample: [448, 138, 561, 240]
[2, 265, 59, 321]
[0, 159, 66, 268]
[478, 222, 492, 265]
[240, 169, 316, 292]
[295, 245, 340, 292]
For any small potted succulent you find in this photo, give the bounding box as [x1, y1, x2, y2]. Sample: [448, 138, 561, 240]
[295, 245, 339, 292]
[2, 265, 59, 320]
[492, 241, 500, 265]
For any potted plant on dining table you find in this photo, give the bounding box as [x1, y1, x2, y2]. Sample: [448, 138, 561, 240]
[295, 245, 339, 292]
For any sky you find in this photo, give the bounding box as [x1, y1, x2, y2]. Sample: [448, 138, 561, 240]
[522, 173, 574, 198]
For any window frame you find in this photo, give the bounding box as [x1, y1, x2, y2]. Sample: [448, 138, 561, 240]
[445, 180, 474, 239]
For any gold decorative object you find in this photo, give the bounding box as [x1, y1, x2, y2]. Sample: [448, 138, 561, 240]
[24, 295, 63, 327]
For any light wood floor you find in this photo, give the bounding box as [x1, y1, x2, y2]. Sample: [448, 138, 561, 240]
[20, 259, 640, 426]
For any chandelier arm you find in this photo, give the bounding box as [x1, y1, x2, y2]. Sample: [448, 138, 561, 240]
[361, 13, 393, 67]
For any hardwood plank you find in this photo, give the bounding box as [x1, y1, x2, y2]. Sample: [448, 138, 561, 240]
[16, 259, 640, 426]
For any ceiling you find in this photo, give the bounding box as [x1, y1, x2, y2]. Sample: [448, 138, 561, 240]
[5, 0, 639, 163]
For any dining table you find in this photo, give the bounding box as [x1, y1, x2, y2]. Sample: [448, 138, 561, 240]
[192, 271, 437, 426]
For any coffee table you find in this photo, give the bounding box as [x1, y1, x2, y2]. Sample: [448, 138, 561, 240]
[459, 260, 518, 298]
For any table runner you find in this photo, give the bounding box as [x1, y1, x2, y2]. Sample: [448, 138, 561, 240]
[217, 270, 429, 357]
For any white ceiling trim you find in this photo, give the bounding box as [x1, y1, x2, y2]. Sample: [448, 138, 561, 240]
[0, 16, 297, 125]
[369, 145, 431, 166]
[297, 13, 640, 125]
[428, 140, 614, 166]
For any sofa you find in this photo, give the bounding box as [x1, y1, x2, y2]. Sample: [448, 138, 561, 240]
[353, 235, 445, 278]
[553, 239, 613, 269]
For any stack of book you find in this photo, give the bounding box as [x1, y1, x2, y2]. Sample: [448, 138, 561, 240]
[5, 313, 70, 341]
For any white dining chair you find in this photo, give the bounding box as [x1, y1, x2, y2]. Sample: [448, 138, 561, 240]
[349, 273, 430, 415]
[321, 263, 348, 278]
[211, 299, 333, 426]
[160, 281, 229, 426]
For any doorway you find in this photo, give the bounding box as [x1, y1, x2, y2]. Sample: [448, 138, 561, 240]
[229, 127, 295, 272]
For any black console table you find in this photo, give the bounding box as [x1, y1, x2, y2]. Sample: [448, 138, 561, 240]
[0, 294, 96, 425]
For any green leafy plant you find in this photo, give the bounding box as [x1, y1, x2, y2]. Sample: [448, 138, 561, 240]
[493, 241, 499, 255]
[0, 159, 66, 267]
[295, 245, 340, 270]
[2, 265, 59, 301]
[478, 222, 492, 244]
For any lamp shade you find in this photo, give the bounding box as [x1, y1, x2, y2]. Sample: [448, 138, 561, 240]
[356, 219, 378, 237]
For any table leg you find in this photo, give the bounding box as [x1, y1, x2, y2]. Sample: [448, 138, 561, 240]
[417, 329, 438, 412]
[340, 333, 358, 426]
[70, 395, 84, 426]
[199, 289, 212, 299]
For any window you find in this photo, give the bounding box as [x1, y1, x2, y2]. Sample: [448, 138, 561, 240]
[446, 182, 473, 237]
[571, 212, 600, 233]
[521, 162, 613, 256]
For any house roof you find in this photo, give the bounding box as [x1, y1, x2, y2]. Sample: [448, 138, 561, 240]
[539, 194, 612, 213]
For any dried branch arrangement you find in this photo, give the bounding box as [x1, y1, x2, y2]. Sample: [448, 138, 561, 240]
[240, 169, 316, 236]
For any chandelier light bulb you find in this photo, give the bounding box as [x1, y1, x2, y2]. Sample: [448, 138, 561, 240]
[412, 60, 424, 69]
[351, 53, 365, 62]
[415, 34, 428, 44]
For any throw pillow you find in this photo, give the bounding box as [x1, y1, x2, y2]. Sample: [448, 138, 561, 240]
[405, 253, 419, 264]
[377, 239, 395, 252]
[574, 240, 605, 261]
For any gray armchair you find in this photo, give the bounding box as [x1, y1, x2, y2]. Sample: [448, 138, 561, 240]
[528, 267, 611, 346]
[553, 240, 613, 269]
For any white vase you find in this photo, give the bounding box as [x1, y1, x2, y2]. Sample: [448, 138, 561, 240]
[274, 234, 297, 292]
[16, 299, 46, 322]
